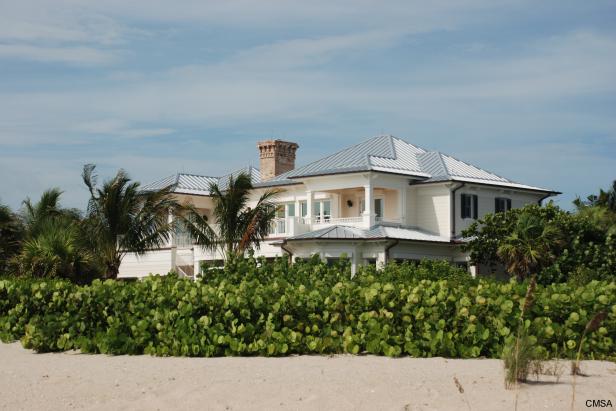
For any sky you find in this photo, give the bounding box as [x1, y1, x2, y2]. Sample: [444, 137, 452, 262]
[0, 0, 615, 211]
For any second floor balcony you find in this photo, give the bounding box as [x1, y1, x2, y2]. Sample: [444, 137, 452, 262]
[266, 215, 402, 238]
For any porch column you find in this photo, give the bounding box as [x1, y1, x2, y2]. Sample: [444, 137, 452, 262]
[167, 210, 175, 247]
[398, 186, 407, 224]
[376, 251, 386, 270]
[306, 190, 313, 224]
[351, 248, 360, 278]
[363, 183, 374, 228]
[168, 210, 177, 270]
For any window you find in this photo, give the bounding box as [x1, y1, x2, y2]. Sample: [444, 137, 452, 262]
[359, 198, 384, 217]
[312, 200, 331, 222]
[286, 203, 295, 217]
[374, 198, 383, 218]
[495, 197, 512, 213]
[322, 200, 331, 222]
[275, 205, 285, 218]
[461, 194, 478, 219]
[313, 201, 321, 219]
[300, 201, 308, 218]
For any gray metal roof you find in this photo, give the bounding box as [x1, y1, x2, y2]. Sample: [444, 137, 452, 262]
[142, 134, 556, 194]
[260, 135, 554, 192]
[217, 166, 261, 190]
[141, 173, 218, 195]
[287, 224, 451, 243]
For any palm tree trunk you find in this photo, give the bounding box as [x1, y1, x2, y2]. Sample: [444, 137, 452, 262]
[106, 261, 120, 279]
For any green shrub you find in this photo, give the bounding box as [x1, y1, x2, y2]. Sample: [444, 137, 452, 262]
[0, 260, 614, 358]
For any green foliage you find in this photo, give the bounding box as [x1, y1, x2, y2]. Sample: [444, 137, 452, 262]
[496, 213, 562, 280]
[463, 202, 616, 284]
[574, 180, 616, 212]
[0, 201, 24, 273]
[502, 329, 537, 387]
[180, 172, 279, 262]
[0, 260, 613, 359]
[17, 218, 93, 280]
[13, 190, 96, 281]
[82, 164, 180, 279]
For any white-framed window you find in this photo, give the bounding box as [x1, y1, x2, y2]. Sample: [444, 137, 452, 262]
[359, 198, 384, 218]
[313, 200, 331, 222]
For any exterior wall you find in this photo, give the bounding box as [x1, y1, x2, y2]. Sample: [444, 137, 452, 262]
[117, 171, 549, 278]
[454, 186, 544, 236]
[285, 239, 466, 272]
[118, 249, 174, 278]
[413, 184, 451, 236]
[406, 187, 417, 227]
[389, 241, 464, 262]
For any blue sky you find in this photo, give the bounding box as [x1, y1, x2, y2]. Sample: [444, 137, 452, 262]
[1, 0, 615, 210]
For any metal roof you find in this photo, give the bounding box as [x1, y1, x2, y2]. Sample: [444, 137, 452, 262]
[287, 224, 451, 243]
[140, 173, 218, 195]
[217, 166, 261, 190]
[141, 134, 556, 194]
[260, 135, 555, 192]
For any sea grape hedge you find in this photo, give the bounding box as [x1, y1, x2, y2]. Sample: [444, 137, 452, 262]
[0, 259, 614, 358]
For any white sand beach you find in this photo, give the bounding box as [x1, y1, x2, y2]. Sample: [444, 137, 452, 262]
[0, 342, 614, 411]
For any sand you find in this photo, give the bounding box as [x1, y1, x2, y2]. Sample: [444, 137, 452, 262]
[0, 342, 615, 411]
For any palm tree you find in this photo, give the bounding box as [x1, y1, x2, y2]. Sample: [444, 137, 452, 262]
[574, 180, 616, 212]
[181, 172, 278, 262]
[82, 164, 179, 279]
[0, 201, 24, 273]
[18, 217, 92, 279]
[497, 213, 561, 280]
[22, 188, 80, 238]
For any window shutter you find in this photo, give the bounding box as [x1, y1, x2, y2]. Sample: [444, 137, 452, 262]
[472, 195, 478, 219]
[507, 199, 512, 211]
[495, 198, 500, 213]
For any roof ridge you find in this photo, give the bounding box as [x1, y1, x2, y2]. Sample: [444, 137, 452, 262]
[299, 134, 394, 168]
[390, 135, 430, 153]
[178, 172, 219, 179]
[440, 152, 513, 182]
[435, 152, 449, 177]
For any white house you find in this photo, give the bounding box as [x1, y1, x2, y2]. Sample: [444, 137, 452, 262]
[118, 135, 558, 278]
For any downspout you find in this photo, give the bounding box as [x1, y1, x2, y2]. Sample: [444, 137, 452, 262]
[384, 239, 399, 265]
[537, 192, 552, 206]
[450, 183, 465, 240]
[280, 241, 293, 264]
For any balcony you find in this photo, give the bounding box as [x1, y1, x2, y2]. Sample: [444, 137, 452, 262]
[266, 215, 402, 238]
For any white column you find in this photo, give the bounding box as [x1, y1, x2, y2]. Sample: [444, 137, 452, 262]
[363, 183, 374, 228]
[168, 210, 177, 270]
[351, 250, 359, 278]
[377, 251, 386, 270]
[167, 210, 175, 247]
[399, 185, 407, 224]
[193, 257, 200, 279]
[306, 190, 313, 224]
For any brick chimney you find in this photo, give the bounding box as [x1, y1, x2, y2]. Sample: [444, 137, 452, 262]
[257, 140, 299, 181]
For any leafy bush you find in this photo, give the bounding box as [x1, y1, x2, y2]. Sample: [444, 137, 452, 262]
[463, 203, 616, 284]
[0, 260, 614, 359]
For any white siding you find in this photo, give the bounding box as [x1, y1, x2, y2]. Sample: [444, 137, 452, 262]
[119, 249, 173, 279]
[455, 187, 544, 236]
[414, 185, 451, 236]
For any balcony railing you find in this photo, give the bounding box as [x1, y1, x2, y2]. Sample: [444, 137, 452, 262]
[174, 215, 405, 244]
[308, 216, 363, 225]
[269, 218, 287, 236]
